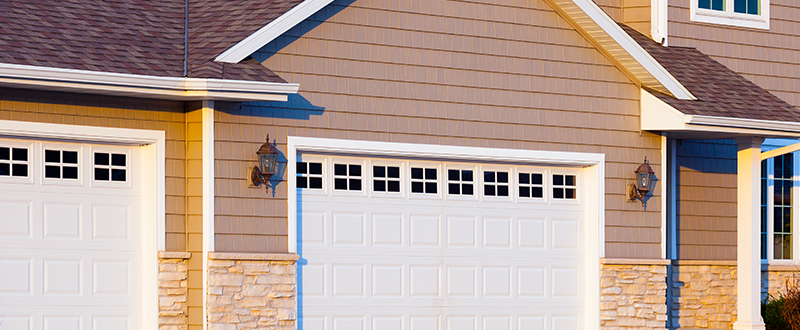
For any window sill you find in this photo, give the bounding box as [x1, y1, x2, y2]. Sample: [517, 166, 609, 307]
[691, 9, 769, 30]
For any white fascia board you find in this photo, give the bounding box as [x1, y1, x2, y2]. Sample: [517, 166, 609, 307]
[215, 0, 334, 63]
[0, 63, 299, 101]
[687, 115, 800, 134]
[549, 0, 695, 100]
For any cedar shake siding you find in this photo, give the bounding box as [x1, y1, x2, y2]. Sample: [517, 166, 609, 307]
[211, 0, 664, 258]
[676, 140, 738, 260]
[0, 88, 189, 252]
[593, 0, 651, 36]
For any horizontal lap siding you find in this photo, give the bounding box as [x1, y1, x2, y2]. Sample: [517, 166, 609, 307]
[0, 88, 188, 251]
[669, 0, 800, 260]
[213, 0, 663, 258]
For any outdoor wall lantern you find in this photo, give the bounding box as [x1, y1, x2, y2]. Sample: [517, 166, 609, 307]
[251, 135, 279, 191]
[629, 157, 655, 202]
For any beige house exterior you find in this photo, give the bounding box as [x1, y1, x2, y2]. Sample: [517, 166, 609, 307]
[1, 0, 799, 330]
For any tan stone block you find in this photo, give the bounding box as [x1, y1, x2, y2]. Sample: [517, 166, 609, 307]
[209, 260, 236, 268]
[208, 274, 245, 286]
[236, 297, 267, 307]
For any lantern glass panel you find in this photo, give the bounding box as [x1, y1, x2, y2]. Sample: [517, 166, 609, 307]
[638, 172, 649, 191]
[260, 154, 270, 173]
[267, 153, 278, 174]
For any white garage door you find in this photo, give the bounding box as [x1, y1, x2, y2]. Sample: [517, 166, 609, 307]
[297, 154, 586, 330]
[0, 139, 143, 330]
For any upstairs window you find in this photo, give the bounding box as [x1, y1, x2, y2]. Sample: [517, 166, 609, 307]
[692, 0, 768, 29]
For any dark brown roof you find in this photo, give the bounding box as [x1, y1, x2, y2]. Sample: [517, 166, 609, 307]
[0, 0, 302, 83]
[621, 25, 800, 123]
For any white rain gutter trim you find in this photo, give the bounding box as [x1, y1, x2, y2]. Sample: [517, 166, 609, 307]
[547, 0, 696, 100]
[0, 63, 299, 101]
[215, 0, 334, 63]
[686, 115, 800, 133]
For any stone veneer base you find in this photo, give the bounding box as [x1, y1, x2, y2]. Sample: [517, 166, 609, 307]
[600, 259, 669, 330]
[159, 252, 191, 330]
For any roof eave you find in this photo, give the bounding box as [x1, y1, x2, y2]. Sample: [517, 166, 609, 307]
[641, 89, 800, 138]
[0, 63, 299, 102]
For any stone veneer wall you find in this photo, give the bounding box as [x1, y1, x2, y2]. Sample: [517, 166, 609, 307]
[670, 261, 800, 329]
[207, 253, 299, 330]
[159, 252, 191, 330]
[600, 259, 669, 330]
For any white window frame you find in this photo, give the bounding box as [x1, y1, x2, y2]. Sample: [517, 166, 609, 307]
[690, 0, 769, 30]
[761, 139, 800, 265]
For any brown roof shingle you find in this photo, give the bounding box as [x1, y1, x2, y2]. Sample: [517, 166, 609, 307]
[0, 0, 302, 83]
[621, 25, 800, 123]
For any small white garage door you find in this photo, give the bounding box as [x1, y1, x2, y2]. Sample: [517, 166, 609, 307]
[0, 139, 143, 330]
[297, 154, 586, 330]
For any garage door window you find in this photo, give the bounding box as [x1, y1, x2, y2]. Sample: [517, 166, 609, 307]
[297, 162, 323, 189]
[553, 174, 577, 200]
[0, 146, 29, 177]
[483, 171, 509, 197]
[44, 149, 79, 180]
[94, 152, 127, 182]
[518, 172, 544, 199]
[410, 167, 438, 194]
[448, 169, 474, 195]
[373, 165, 400, 193]
[333, 163, 362, 191]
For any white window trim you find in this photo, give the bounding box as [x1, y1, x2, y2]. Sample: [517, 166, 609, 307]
[762, 139, 800, 265]
[690, 0, 770, 30]
[287, 136, 605, 330]
[0, 119, 164, 330]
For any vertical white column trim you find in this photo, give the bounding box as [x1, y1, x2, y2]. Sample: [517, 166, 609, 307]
[201, 100, 215, 330]
[733, 137, 766, 330]
[669, 139, 677, 259]
[661, 135, 668, 259]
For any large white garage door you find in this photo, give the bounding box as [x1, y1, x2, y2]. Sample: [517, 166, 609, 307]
[0, 139, 143, 330]
[297, 154, 586, 330]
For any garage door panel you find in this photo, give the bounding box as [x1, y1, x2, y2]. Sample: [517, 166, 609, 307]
[298, 155, 587, 330]
[0, 258, 32, 295]
[42, 202, 82, 240]
[0, 200, 32, 238]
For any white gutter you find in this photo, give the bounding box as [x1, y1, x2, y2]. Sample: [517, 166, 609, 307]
[686, 115, 800, 133]
[0, 63, 299, 102]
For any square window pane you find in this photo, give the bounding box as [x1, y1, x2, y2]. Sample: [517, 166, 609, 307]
[0, 163, 9, 176]
[387, 166, 400, 178]
[111, 154, 126, 166]
[349, 179, 362, 190]
[111, 169, 126, 182]
[448, 169, 459, 181]
[565, 188, 576, 199]
[11, 164, 27, 176]
[349, 164, 361, 177]
[425, 182, 437, 194]
[63, 166, 78, 179]
[334, 164, 347, 176]
[698, 0, 711, 9]
[309, 177, 323, 189]
[532, 187, 543, 198]
[519, 173, 530, 184]
[63, 151, 78, 164]
[297, 162, 308, 174]
[553, 175, 564, 186]
[462, 184, 473, 195]
[484, 171, 496, 183]
[388, 181, 400, 192]
[425, 168, 437, 180]
[374, 180, 386, 192]
[412, 181, 424, 193]
[95, 168, 110, 181]
[411, 168, 423, 179]
[554, 188, 564, 199]
[565, 175, 575, 186]
[309, 162, 323, 175]
[334, 178, 348, 190]
[533, 174, 543, 185]
[712, 0, 724, 10]
[734, 0, 746, 13]
[45, 150, 60, 163]
[0, 147, 8, 160]
[519, 186, 530, 198]
[485, 185, 496, 196]
[45, 165, 60, 178]
[497, 172, 508, 183]
[497, 185, 509, 197]
[747, 0, 759, 14]
[449, 183, 460, 195]
[12, 148, 27, 161]
[95, 153, 110, 166]
[297, 177, 308, 189]
[462, 170, 473, 182]
[373, 166, 386, 178]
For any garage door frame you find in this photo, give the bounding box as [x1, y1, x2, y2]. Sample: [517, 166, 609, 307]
[0, 119, 165, 330]
[287, 136, 605, 330]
